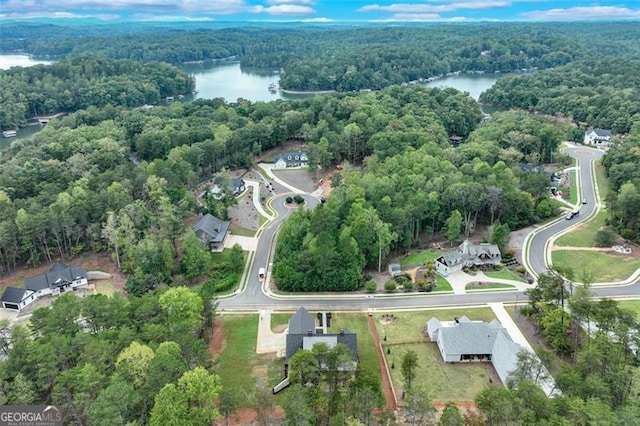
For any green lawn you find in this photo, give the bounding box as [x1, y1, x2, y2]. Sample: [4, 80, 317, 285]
[94, 280, 118, 295]
[483, 268, 527, 283]
[330, 313, 381, 389]
[270, 313, 291, 333]
[435, 275, 453, 292]
[398, 249, 442, 267]
[216, 315, 283, 405]
[552, 250, 640, 282]
[229, 226, 256, 237]
[617, 300, 640, 319]
[374, 309, 496, 343]
[569, 170, 578, 205]
[374, 309, 496, 400]
[555, 210, 608, 247]
[594, 161, 609, 201]
[466, 282, 515, 291]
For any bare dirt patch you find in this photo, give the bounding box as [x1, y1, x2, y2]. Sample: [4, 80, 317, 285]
[209, 317, 227, 357]
[367, 315, 397, 410]
[272, 169, 317, 194]
[220, 407, 285, 426]
[0, 252, 126, 292]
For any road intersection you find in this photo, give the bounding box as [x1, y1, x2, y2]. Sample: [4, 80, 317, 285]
[218, 147, 640, 312]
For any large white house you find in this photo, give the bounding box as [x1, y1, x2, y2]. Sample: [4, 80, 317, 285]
[274, 151, 308, 169]
[435, 240, 501, 276]
[583, 128, 612, 148]
[1, 263, 88, 311]
[426, 316, 522, 386]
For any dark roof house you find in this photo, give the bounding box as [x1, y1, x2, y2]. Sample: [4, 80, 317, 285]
[285, 307, 358, 362]
[192, 214, 230, 250]
[435, 239, 501, 276]
[24, 264, 87, 292]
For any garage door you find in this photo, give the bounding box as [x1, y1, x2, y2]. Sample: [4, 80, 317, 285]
[2, 303, 19, 310]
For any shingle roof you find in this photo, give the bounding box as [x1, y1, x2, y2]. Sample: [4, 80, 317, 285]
[24, 265, 87, 292]
[1, 287, 27, 304]
[192, 214, 230, 244]
[592, 129, 612, 137]
[288, 307, 316, 335]
[439, 319, 502, 355]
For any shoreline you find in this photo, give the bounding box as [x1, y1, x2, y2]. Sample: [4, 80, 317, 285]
[280, 89, 336, 95]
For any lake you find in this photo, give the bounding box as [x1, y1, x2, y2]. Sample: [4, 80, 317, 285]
[423, 74, 499, 101]
[1, 54, 499, 150]
[181, 61, 499, 103]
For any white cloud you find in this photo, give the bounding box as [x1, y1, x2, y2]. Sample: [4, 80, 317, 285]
[522, 6, 640, 20]
[300, 17, 334, 22]
[268, 0, 314, 4]
[252, 4, 315, 15]
[359, 1, 512, 14]
[0, 11, 121, 19]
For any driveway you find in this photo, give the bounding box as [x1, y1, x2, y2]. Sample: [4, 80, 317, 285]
[256, 309, 286, 356]
[225, 235, 258, 251]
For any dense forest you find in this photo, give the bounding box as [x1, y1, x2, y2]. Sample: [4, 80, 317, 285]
[0, 56, 194, 130]
[0, 20, 639, 425]
[481, 57, 640, 134]
[3, 22, 640, 92]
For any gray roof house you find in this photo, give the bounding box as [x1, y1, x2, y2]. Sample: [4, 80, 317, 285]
[275, 307, 358, 393]
[210, 176, 246, 200]
[435, 239, 501, 276]
[2, 263, 88, 311]
[285, 307, 358, 361]
[192, 213, 230, 252]
[274, 151, 308, 169]
[583, 128, 612, 147]
[426, 316, 522, 386]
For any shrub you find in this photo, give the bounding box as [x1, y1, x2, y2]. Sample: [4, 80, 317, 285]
[504, 248, 516, 259]
[293, 195, 304, 204]
[594, 226, 617, 247]
[403, 281, 413, 292]
[365, 280, 377, 293]
[425, 283, 435, 292]
[285, 196, 293, 203]
[516, 266, 526, 274]
[493, 264, 503, 271]
[384, 280, 397, 292]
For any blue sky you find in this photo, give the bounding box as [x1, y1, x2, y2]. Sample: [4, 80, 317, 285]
[1, 0, 640, 22]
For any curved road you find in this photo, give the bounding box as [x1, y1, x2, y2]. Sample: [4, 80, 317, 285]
[219, 151, 640, 312]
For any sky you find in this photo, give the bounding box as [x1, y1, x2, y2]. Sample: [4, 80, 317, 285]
[1, 0, 640, 22]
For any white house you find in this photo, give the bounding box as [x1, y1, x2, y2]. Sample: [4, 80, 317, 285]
[274, 151, 308, 169]
[426, 316, 522, 386]
[435, 240, 502, 276]
[1, 263, 88, 311]
[583, 129, 612, 148]
[210, 177, 246, 200]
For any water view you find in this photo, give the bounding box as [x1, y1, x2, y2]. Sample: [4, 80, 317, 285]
[423, 74, 499, 101]
[1, 55, 499, 150]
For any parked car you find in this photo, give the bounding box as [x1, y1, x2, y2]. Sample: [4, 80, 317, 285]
[582, 199, 587, 204]
[565, 210, 580, 220]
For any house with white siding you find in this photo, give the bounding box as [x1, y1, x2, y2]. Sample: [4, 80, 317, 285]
[426, 316, 522, 386]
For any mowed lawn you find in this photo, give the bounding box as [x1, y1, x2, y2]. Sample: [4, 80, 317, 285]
[483, 268, 527, 283]
[374, 308, 496, 401]
[617, 300, 640, 319]
[552, 250, 640, 282]
[217, 312, 382, 406]
[555, 211, 608, 247]
[216, 315, 283, 405]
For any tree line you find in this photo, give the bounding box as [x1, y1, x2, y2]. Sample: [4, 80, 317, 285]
[0, 56, 194, 130]
[0, 287, 223, 425]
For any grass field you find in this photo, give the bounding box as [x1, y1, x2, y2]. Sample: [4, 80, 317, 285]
[552, 250, 640, 282]
[594, 161, 609, 201]
[217, 315, 283, 405]
[94, 280, 118, 295]
[398, 249, 442, 267]
[466, 282, 515, 291]
[555, 211, 607, 247]
[435, 275, 453, 292]
[217, 312, 383, 406]
[569, 170, 578, 205]
[483, 268, 527, 283]
[270, 313, 291, 332]
[229, 226, 257, 237]
[617, 300, 640, 319]
[374, 308, 496, 400]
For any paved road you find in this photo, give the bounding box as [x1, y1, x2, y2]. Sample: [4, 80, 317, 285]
[527, 147, 602, 275]
[219, 149, 640, 312]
